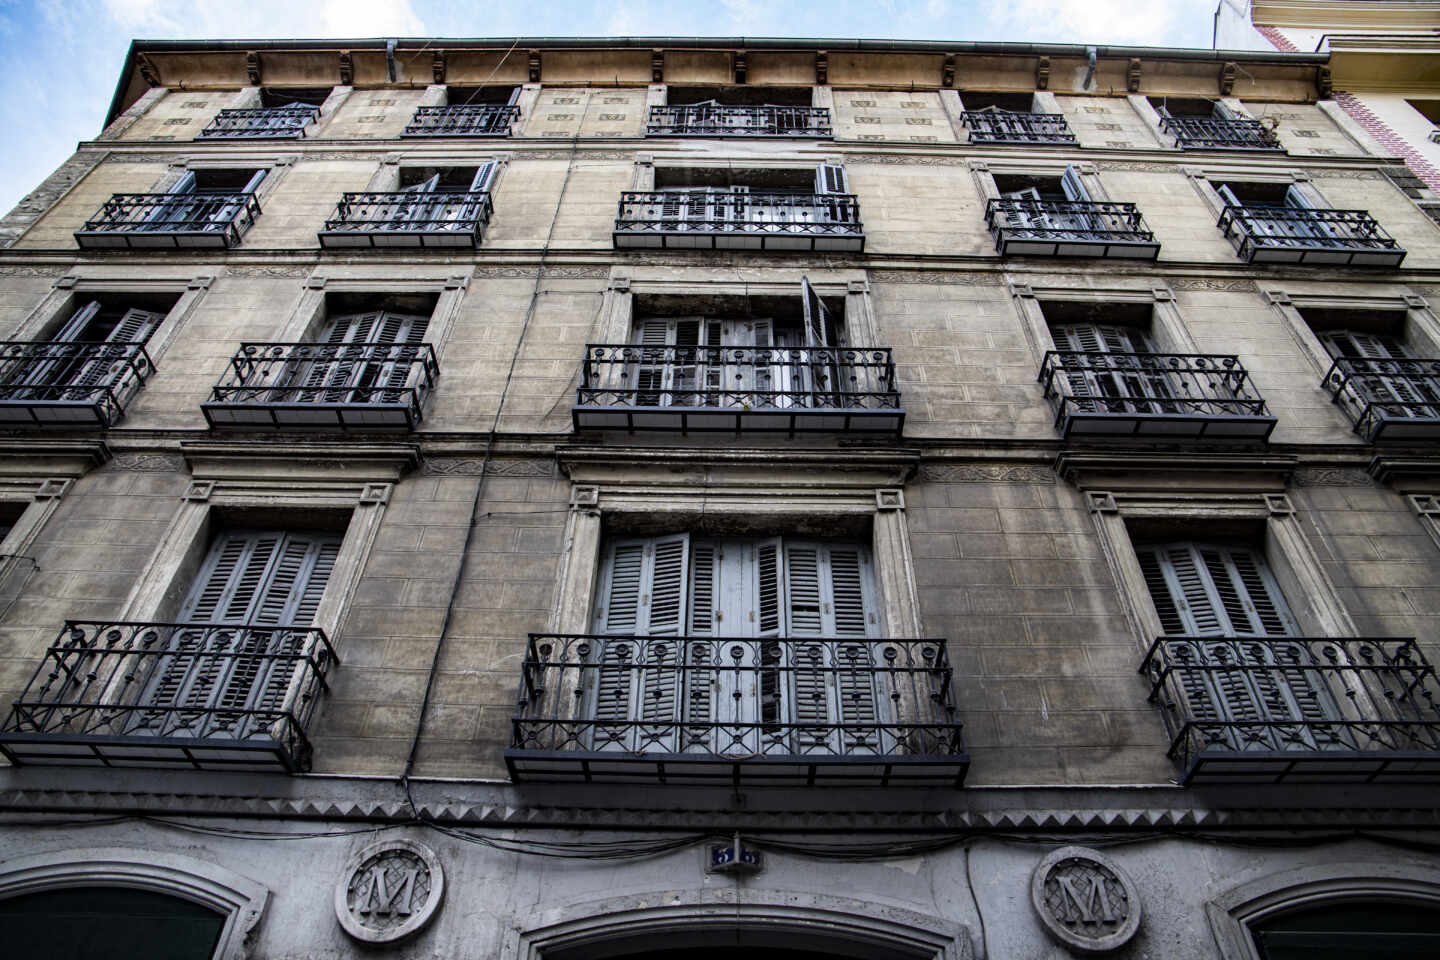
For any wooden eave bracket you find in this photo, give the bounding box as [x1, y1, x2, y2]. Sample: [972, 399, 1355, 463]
[137, 53, 161, 87]
[816, 50, 828, 85]
[942, 54, 956, 88]
[338, 50, 353, 86]
[734, 49, 747, 84]
[1036, 56, 1051, 91]
[246, 51, 261, 86]
[1317, 66, 1333, 100]
[433, 51, 446, 84]
[1127, 58, 1142, 93]
[528, 50, 541, 83]
[651, 49, 663, 83]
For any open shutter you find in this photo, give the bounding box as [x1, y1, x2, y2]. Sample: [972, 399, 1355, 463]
[1216, 184, 1243, 208]
[469, 161, 497, 192]
[1000, 186, 1045, 229]
[371, 311, 430, 401]
[800, 276, 839, 409]
[1283, 184, 1314, 210]
[783, 541, 832, 751]
[7, 301, 100, 395]
[1060, 165, 1091, 202]
[815, 163, 848, 194]
[800, 276, 830, 348]
[1323, 330, 1435, 417]
[593, 539, 645, 733]
[63, 308, 163, 397]
[1211, 100, 1238, 121]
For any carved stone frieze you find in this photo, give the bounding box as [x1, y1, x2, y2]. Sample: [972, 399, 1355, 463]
[1293, 466, 1374, 486]
[919, 463, 1055, 483]
[1167, 277, 1258, 292]
[1304, 168, 1382, 180]
[844, 153, 968, 166]
[469, 265, 608, 279]
[109, 453, 185, 473]
[423, 457, 555, 477]
[0, 266, 66, 277]
[224, 265, 315, 278]
[1093, 160, 1173, 172]
[870, 270, 1005, 285]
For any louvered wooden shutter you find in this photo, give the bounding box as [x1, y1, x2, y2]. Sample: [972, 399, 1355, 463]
[800, 276, 830, 349]
[1211, 100, 1237, 121]
[1284, 184, 1314, 209]
[1138, 542, 1330, 745]
[1321, 329, 1435, 414]
[1051, 323, 1154, 410]
[815, 163, 848, 194]
[64, 308, 164, 393]
[592, 535, 689, 738]
[1060, 165, 1091, 202]
[137, 530, 340, 737]
[683, 541, 718, 743]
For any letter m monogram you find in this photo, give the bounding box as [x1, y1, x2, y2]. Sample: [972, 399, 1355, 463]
[359, 866, 419, 916]
[1057, 873, 1116, 925]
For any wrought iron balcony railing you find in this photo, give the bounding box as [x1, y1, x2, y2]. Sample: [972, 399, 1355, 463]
[0, 620, 338, 773]
[647, 105, 833, 138]
[1039, 351, 1276, 441]
[402, 104, 520, 137]
[1218, 205, 1407, 267]
[318, 191, 493, 249]
[1141, 636, 1440, 785]
[203, 342, 439, 431]
[960, 111, 1077, 144]
[506, 633, 967, 786]
[0, 341, 153, 428]
[985, 198, 1160, 260]
[614, 191, 864, 252]
[1160, 115, 1282, 151]
[573, 343, 903, 435]
[196, 106, 321, 139]
[75, 192, 261, 250]
[1322, 355, 1440, 442]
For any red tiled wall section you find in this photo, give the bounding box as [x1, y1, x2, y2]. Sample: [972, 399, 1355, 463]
[1333, 92, 1440, 194]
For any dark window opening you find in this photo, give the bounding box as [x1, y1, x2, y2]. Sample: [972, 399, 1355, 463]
[1407, 99, 1440, 126]
[0, 500, 24, 545]
[653, 167, 819, 192]
[0, 886, 225, 960]
[323, 291, 439, 322]
[258, 87, 330, 108]
[189, 169, 266, 194]
[1150, 96, 1222, 117]
[993, 174, 1067, 201]
[1252, 899, 1440, 960]
[398, 165, 494, 193]
[1211, 180, 1292, 206]
[961, 91, 1037, 112]
[45, 293, 178, 342]
[445, 85, 520, 106]
[668, 85, 813, 107]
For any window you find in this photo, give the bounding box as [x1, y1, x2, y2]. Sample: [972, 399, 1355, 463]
[589, 533, 881, 751]
[958, 91, 1076, 144]
[205, 290, 441, 430]
[1151, 96, 1279, 150]
[981, 164, 1160, 260]
[124, 528, 340, 742]
[149, 168, 266, 228]
[616, 163, 862, 252]
[1251, 899, 1440, 959]
[404, 86, 520, 137]
[198, 88, 329, 140]
[1300, 305, 1440, 439]
[0, 295, 170, 427]
[77, 167, 267, 250]
[651, 85, 827, 138]
[1, 886, 226, 960]
[319, 163, 496, 248]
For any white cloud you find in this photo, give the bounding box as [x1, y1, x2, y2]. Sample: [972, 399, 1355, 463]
[989, 0, 1182, 46]
[99, 0, 426, 37]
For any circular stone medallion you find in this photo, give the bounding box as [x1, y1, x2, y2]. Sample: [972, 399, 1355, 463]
[1029, 845, 1141, 954]
[335, 838, 445, 944]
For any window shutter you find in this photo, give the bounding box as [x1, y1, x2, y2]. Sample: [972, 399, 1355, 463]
[1060, 165, 1091, 202]
[469, 161, 497, 193]
[167, 171, 198, 196]
[1216, 184, 1242, 208]
[1211, 100, 1237, 121]
[593, 535, 688, 736]
[62, 308, 164, 395]
[51, 301, 102, 343]
[815, 163, 848, 194]
[800, 276, 830, 349]
[10, 301, 100, 395]
[643, 533, 689, 636]
[238, 169, 267, 194]
[1000, 187, 1044, 229]
[372, 312, 431, 399]
[1283, 184, 1314, 210]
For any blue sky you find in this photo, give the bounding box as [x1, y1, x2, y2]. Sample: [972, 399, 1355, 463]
[0, 0, 1216, 217]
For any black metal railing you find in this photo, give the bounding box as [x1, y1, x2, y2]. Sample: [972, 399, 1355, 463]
[0, 341, 153, 428]
[1218, 205, 1407, 267]
[506, 633, 967, 786]
[1039, 351, 1276, 440]
[319, 191, 493, 249]
[985, 199, 1160, 259]
[1160, 115, 1282, 151]
[75, 192, 261, 250]
[614, 191, 864, 252]
[647, 105, 832, 138]
[0, 620, 338, 773]
[960, 111, 1076, 144]
[573, 343, 903, 434]
[403, 104, 520, 137]
[1323, 355, 1440, 442]
[203, 342, 439, 431]
[197, 106, 321, 139]
[1141, 636, 1440, 784]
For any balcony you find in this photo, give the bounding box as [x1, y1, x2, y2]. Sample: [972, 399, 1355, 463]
[1160, 115, 1282, 151]
[196, 106, 320, 139]
[1141, 636, 1440, 785]
[0, 341, 153, 428]
[614, 191, 864, 252]
[202, 342, 439, 431]
[647, 105, 832, 138]
[75, 193, 261, 250]
[0, 620, 338, 773]
[1218, 206, 1407, 267]
[1039, 351, 1276, 440]
[985, 199, 1160, 259]
[573, 344, 903, 435]
[402, 104, 520, 137]
[960, 111, 1076, 144]
[317, 191, 493, 249]
[506, 634, 967, 787]
[1323, 356, 1440, 442]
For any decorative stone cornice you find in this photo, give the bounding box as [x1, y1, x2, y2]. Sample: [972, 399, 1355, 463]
[1054, 452, 1298, 491]
[180, 441, 421, 484]
[0, 439, 110, 478]
[1368, 454, 1440, 490]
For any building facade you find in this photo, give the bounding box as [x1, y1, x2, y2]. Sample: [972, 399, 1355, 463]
[0, 35, 1437, 959]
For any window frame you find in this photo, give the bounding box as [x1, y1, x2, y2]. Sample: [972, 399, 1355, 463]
[1261, 288, 1440, 381]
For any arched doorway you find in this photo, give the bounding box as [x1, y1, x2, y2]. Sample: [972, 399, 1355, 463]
[1250, 899, 1440, 960]
[0, 885, 226, 960]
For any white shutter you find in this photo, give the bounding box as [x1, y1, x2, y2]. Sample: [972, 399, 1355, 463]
[1216, 184, 1242, 208]
[815, 163, 848, 194]
[1060, 165, 1091, 202]
[1283, 184, 1314, 210]
[1211, 100, 1238, 121]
